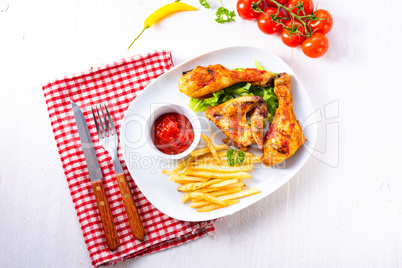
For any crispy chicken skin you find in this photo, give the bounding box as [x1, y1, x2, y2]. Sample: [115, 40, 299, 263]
[262, 73, 305, 167]
[205, 95, 267, 150]
[179, 64, 274, 99]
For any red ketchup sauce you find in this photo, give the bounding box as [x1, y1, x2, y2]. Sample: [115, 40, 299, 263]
[152, 113, 194, 155]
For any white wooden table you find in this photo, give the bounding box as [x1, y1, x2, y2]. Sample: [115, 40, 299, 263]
[1, 0, 401, 267]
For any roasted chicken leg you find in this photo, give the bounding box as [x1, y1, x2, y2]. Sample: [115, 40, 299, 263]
[179, 64, 274, 99]
[205, 95, 267, 150]
[262, 73, 305, 166]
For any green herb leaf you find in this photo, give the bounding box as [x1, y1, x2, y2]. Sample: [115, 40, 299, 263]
[227, 149, 246, 166]
[199, 0, 211, 9]
[227, 149, 235, 166]
[236, 150, 245, 165]
[215, 7, 236, 24]
[188, 97, 210, 112]
[223, 82, 251, 96]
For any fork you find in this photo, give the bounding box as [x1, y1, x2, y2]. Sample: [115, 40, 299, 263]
[92, 104, 146, 242]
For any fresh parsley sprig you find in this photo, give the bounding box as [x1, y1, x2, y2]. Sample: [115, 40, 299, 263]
[215, 6, 236, 24]
[227, 149, 246, 166]
[199, 0, 211, 9]
[199, 0, 235, 24]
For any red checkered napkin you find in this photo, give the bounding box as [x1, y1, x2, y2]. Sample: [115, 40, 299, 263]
[42, 51, 215, 267]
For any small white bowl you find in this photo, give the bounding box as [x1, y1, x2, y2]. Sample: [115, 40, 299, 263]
[145, 103, 201, 160]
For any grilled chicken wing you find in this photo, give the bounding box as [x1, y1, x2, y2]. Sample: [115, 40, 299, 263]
[205, 95, 267, 150]
[179, 64, 274, 99]
[262, 73, 305, 167]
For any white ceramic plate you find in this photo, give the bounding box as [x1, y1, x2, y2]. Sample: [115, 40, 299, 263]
[120, 46, 317, 222]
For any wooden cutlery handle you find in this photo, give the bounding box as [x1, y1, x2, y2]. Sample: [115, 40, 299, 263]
[116, 173, 146, 241]
[92, 181, 120, 251]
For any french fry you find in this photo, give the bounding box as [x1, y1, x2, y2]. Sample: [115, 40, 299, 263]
[173, 164, 184, 172]
[194, 187, 218, 193]
[173, 157, 191, 172]
[190, 197, 202, 202]
[200, 183, 245, 193]
[197, 200, 240, 212]
[185, 183, 244, 205]
[190, 144, 229, 158]
[217, 182, 245, 188]
[177, 182, 204, 192]
[174, 180, 199, 185]
[189, 163, 253, 172]
[201, 134, 222, 165]
[162, 170, 179, 176]
[209, 178, 238, 188]
[189, 192, 227, 206]
[190, 187, 258, 208]
[193, 179, 223, 190]
[192, 182, 245, 194]
[169, 175, 209, 182]
[189, 200, 213, 208]
[218, 187, 260, 200]
[212, 182, 245, 188]
[208, 186, 244, 197]
[192, 156, 219, 166]
[178, 156, 194, 174]
[191, 196, 242, 209]
[179, 169, 252, 179]
[194, 150, 228, 161]
[181, 193, 192, 203]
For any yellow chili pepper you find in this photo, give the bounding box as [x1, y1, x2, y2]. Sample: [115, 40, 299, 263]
[128, 2, 198, 50]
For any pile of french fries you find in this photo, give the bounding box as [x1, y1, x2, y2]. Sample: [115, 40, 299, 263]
[162, 134, 261, 212]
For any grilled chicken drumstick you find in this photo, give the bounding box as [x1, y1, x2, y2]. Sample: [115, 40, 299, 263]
[262, 73, 305, 167]
[179, 64, 274, 99]
[205, 95, 267, 150]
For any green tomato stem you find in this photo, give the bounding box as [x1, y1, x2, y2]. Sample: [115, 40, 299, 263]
[268, 0, 313, 37]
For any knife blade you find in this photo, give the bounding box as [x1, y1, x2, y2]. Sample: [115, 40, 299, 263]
[71, 101, 120, 251]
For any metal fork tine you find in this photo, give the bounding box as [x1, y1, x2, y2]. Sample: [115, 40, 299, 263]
[91, 107, 101, 138]
[99, 105, 109, 136]
[96, 106, 106, 137]
[104, 104, 116, 135]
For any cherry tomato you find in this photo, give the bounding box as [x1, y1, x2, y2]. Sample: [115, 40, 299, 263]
[280, 20, 306, 47]
[309, 9, 333, 34]
[286, 0, 314, 16]
[265, 0, 288, 7]
[237, 0, 265, 20]
[302, 33, 329, 58]
[257, 8, 285, 35]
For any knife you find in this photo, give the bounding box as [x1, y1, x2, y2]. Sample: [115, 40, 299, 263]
[71, 101, 120, 251]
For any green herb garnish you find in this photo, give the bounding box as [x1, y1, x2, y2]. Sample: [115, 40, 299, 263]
[215, 6, 236, 24]
[227, 149, 246, 166]
[199, 0, 211, 9]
